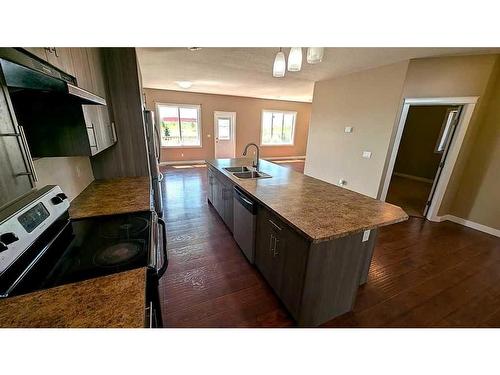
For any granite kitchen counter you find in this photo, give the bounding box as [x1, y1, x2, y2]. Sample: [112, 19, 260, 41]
[69, 176, 151, 219]
[0, 268, 147, 328]
[206, 158, 408, 243]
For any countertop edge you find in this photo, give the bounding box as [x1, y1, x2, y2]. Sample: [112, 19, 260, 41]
[206, 158, 409, 243]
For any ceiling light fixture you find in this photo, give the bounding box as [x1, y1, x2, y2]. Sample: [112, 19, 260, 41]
[287, 47, 303, 72]
[176, 81, 193, 89]
[273, 48, 286, 78]
[306, 47, 324, 64]
[187, 47, 202, 51]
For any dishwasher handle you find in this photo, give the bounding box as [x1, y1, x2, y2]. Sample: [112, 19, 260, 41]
[233, 186, 257, 214]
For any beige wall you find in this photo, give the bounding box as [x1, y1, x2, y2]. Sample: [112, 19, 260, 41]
[304, 62, 409, 197]
[143, 89, 311, 162]
[446, 59, 500, 229]
[34, 157, 94, 201]
[305, 53, 499, 230]
[394, 106, 449, 180]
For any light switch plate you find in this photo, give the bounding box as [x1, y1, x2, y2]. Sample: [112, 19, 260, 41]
[362, 230, 371, 242]
[362, 151, 372, 159]
[344, 126, 353, 133]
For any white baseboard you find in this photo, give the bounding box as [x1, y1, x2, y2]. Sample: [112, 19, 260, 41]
[264, 156, 306, 161]
[393, 172, 433, 184]
[435, 214, 500, 237]
[160, 160, 206, 166]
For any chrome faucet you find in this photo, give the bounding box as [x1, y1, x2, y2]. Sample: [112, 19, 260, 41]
[243, 143, 260, 170]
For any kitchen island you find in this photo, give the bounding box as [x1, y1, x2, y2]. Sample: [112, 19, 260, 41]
[206, 158, 408, 326]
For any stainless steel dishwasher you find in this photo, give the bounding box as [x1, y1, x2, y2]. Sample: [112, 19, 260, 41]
[233, 186, 257, 263]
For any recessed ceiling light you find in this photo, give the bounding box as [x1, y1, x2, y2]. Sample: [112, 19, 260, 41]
[176, 81, 193, 89]
[187, 47, 202, 51]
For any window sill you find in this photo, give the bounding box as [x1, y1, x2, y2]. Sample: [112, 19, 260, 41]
[260, 144, 295, 147]
[161, 145, 203, 149]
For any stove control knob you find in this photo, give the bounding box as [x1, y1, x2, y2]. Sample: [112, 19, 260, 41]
[57, 193, 68, 200]
[51, 196, 63, 205]
[0, 232, 18, 245]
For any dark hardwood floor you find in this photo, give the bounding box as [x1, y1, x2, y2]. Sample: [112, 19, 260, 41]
[158, 162, 500, 327]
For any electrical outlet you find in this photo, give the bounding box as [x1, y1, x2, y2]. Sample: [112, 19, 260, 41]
[344, 126, 353, 133]
[362, 230, 371, 242]
[362, 151, 372, 159]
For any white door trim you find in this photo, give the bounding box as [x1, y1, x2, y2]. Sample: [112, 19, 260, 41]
[380, 96, 479, 222]
[214, 111, 236, 158]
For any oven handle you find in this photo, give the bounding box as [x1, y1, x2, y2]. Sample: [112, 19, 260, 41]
[156, 217, 168, 278]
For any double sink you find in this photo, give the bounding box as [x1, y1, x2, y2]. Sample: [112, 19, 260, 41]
[223, 166, 271, 179]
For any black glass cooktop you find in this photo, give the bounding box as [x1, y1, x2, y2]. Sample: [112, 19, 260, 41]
[12, 211, 152, 296]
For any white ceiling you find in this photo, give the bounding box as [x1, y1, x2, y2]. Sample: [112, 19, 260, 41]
[136, 48, 499, 102]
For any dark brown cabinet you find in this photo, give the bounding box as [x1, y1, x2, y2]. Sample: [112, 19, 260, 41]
[23, 47, 74, 76]
[207, 166, 234, 233]
[255, 206, 308, 318]
[71, 48, 116, 156]
[0, 78, 35, 208]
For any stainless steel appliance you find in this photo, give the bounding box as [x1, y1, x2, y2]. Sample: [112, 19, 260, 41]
[233, 186, 257, 263]
[144, 109, 163, 217]
[0, 185, 167, 327]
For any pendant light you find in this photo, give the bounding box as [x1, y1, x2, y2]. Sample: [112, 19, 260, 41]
[273, 48, 286, 78]
[306, 47, 324, 64]
[287, 47, 303, 72]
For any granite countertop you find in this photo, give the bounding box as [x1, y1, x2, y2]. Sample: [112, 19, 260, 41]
[69, 176, 151, 219]
[0, 268, 147, 328]
[207, 158, 408, 243]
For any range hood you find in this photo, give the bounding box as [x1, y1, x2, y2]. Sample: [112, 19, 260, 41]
[0, 48, 105, 105]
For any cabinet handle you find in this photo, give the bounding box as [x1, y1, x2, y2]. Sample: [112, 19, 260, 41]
[90, 122, 99, 150]
[268, 219, 282, 232]
[111, 121, 117, 143]
[273, 237, 280, 257]
[18, 125, 38, 183]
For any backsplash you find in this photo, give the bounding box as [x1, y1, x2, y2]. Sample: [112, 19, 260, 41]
[34, 157, 94, 201]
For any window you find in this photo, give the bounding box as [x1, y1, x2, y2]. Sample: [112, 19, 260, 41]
[217, 117, 231, 140]
[156, 103, 202, 147]
[261, 110, 296, 146]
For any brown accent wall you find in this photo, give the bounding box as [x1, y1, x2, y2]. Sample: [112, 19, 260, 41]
[394, 105, 449, 180]
[143, 89, 311, 162]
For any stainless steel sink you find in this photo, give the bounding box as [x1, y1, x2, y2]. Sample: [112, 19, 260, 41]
[223, 166, 251, 173]
[232, 171, 271, 179]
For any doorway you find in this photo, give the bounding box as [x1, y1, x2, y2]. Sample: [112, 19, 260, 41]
[385, 105, 461, 217]
[214, 111, 236, 158]
[380, 96, 478, 221]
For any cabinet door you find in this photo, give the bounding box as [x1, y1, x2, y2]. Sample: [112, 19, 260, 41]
[46, 48, 75, 76]
[207, 169, 215, 203]
[221, 180, 234, 233]
[70, 48, 93, 91]
[0, 81, 34, 207]
[23, 47, 48, 61]
[255, 207, 283, 294]
[87, 48, 107, 97]
[83, 106, 100, 155]
[213, 177, 224, 218]
[255, 206, 309, 319]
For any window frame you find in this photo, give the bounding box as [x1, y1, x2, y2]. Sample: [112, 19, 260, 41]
[155, 102, 203, 148]
[260, 109, 297, 147]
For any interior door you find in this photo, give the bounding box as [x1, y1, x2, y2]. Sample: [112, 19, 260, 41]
[214, 111, 236, 158]
[423, 106, 461, 217]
